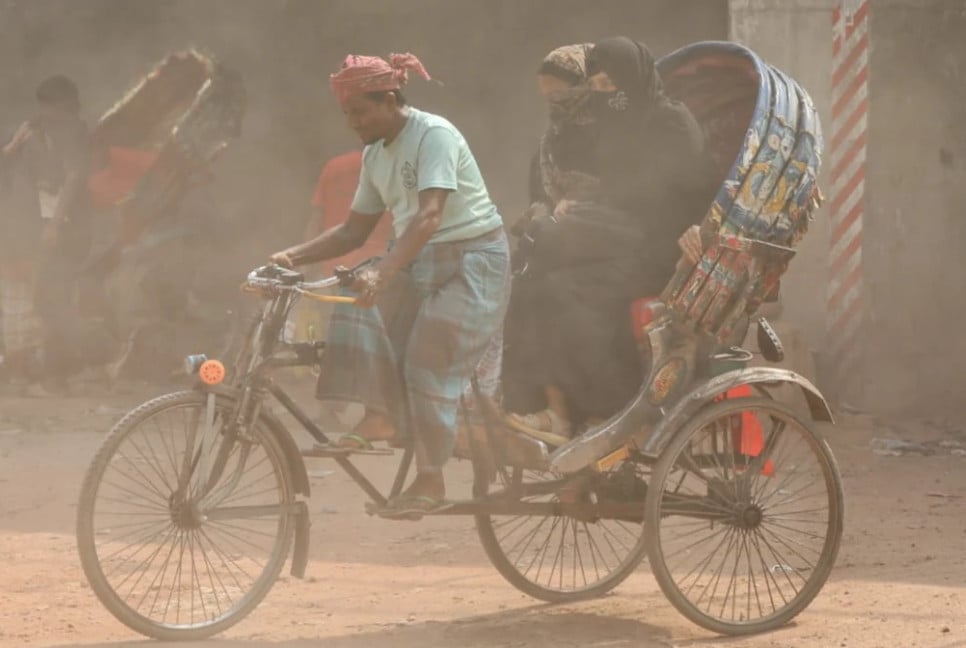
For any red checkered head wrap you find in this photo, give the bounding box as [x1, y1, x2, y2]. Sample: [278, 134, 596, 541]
[329, 53, 431, 105]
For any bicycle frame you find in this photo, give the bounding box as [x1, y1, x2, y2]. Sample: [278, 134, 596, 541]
[186, 262, 832, 535]
[181, 265, 668, 524]
[203, 270, 414, 509]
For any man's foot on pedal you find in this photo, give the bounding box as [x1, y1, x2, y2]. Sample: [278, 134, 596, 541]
[379, 473, 449, 520]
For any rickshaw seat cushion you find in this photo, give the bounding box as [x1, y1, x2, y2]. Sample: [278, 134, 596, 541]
[630, 296, 661, 345]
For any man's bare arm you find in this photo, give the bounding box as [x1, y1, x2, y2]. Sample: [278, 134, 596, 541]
[303, 205, 326, 242]
[0, 122, 31, 181]
[375, 188, 449, 278]
[348, 188, 449, 308]
[277, 209, 382, 267]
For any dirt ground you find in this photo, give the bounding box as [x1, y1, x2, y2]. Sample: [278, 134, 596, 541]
[1, 378, 965, 648]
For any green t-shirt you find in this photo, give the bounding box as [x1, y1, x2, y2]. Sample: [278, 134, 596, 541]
[351, 107, 502, 244]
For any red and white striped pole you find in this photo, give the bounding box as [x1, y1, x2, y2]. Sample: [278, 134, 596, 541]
[827, 0, 869, 398]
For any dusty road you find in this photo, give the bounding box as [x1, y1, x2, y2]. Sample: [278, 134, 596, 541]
[1, 380, 964, 648]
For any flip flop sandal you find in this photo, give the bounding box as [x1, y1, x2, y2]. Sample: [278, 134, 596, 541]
[504, 410, 572, 447]
[337, 432, 377, 450]
[303, 434, 394, 457]
[377, 494, 453, 521]
[340, 431, 405, 450]
[303, 443, 394, 457]
[340, 430, 408, 450]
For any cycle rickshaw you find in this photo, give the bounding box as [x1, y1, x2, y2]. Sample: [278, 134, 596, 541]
[76, 41, 843, 640]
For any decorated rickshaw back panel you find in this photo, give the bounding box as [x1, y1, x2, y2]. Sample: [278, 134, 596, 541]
[656, 42, 824, 343]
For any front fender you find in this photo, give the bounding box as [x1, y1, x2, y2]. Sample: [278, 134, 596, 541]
[198, 383, 311, 499]
[640, 367, 833, 456]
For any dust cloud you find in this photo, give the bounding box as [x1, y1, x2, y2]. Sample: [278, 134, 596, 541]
[1, 0, 725, 285]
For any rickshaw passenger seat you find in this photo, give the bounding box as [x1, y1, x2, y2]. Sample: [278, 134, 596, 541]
[629, 296, 662, 345]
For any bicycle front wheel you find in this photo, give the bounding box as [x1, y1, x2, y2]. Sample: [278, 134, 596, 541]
[76, 390, 296, 640]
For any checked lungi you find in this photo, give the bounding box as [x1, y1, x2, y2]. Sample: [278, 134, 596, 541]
[0, 260, 43, 369]
[316, 228, 510, 472]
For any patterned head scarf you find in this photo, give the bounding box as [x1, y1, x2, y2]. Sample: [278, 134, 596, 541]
[329, 53, 431, 105]
[537, 43, 600, 204]
[538, 43, 593, 127]
[539, 44, 589, 85]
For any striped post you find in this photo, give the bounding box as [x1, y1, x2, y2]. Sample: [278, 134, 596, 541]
[827, 0, 869, 398]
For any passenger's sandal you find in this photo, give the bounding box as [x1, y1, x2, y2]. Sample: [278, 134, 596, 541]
[505, 409, 572, 447]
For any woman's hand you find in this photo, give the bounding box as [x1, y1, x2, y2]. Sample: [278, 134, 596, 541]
[553, 199, 574, 220]
[678, 225, 704, 264]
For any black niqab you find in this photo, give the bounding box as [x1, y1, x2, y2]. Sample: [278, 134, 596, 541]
[586, 36, 663, 114]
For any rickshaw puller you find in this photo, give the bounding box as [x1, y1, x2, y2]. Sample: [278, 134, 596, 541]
[271, 53, 510, 515]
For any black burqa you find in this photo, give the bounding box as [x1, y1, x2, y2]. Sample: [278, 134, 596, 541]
[503, 37, 717, 423]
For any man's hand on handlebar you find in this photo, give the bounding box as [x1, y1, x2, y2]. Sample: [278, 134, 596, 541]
[269, 250, 296, 268]
[257, 253, 381, 305]
[348, 266, 386, 309]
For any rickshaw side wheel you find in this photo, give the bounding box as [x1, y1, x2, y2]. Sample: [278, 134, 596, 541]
[644, 397, 844, 635]
[77, 391, 297, 640]
[476, 466, 649, 603]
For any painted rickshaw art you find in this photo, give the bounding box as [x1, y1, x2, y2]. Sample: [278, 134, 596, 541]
[86, 49, 245, 278]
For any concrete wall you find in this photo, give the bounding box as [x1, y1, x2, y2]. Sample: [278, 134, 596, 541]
[728, 0, 836, 361]
[730, 0, 966, 416]
[863, 0, 966, 416]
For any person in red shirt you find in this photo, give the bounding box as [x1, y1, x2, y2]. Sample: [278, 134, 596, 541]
[296, 150, 395, 428]
[305, 150, 392, 275]
[295, 150, 392, 345]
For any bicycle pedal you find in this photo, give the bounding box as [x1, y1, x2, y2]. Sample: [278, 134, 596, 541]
[301, 444, 394, 458]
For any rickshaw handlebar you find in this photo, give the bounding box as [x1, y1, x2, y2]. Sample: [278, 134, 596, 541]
[244, 257, 378, 294]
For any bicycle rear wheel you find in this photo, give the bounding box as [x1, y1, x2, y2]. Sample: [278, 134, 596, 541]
[76, 390, 296, 640]
[476, 462, 649, 602]
[644, 397, 843, 635]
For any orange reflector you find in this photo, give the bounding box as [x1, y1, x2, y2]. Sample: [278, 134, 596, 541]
[717, 385, 773, 477]
[198, 359, 226, 385]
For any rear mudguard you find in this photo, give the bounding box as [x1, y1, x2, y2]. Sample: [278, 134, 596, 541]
[199, 383, 311, 578]
[638, 367, 833, 457]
